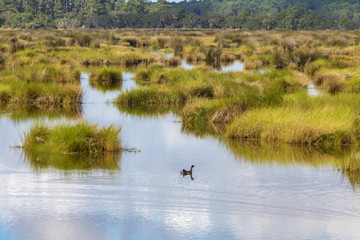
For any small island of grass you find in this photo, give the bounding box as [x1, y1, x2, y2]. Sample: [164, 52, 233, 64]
[90, 68, 123, 90]
[23, 122, 122, 155]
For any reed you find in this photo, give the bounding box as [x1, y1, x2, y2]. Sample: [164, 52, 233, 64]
[23, 121, 122, 155]
[0, 78, 81, 110]
[226, 106, 356, 149]
[15, 64, 80, 84]
[117, 86, 185, 107]
[90, 68, 122, 88]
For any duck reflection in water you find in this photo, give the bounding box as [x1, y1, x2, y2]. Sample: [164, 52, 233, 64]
[180, 165, 195, 180]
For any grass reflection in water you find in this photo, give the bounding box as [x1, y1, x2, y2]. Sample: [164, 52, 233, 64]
[23, 149, 121, 171]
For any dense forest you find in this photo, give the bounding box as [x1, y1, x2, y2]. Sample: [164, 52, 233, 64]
[0, 0, 360, 29]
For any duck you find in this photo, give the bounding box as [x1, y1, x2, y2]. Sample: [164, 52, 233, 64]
[180, 165, 195, 176]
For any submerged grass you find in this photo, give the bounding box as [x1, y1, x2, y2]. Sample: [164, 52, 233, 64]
[23, 122, 122, 155]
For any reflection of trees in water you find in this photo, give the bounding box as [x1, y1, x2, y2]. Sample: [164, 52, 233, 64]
[23, 149, 121, 171]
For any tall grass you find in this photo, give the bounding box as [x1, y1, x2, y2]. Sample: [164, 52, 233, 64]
[0, 83, 12, 105]
[90, 68, 122, 89]
[226, 106, 356, 149]
[0, 80, 81, 110]
[15, 64, 80, 84]
[23, 122, 122, 155]
[117, 86, 185, 107]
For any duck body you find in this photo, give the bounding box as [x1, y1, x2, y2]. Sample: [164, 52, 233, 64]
[180, 165, 195, 175]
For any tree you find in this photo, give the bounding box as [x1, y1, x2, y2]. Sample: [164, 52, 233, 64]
[54, 1, 64, 18]
[200, 12, 225, 28]
[182, 12, 199, 28]
[278, 7, 307, 30]
[244, 14, 263, 30]
[339, 17, 358, 30]
[0, 0, 17, 21]
[149, 0, 170, 13]
[0, 0, 359, 29]
[81, 0, 110, 28]
[125, 0, 149, 14]
[263, 13, 277, 30]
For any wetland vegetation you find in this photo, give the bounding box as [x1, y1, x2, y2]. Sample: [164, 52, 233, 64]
[23, 121, 122, 155]
[1, 29, 360, 182]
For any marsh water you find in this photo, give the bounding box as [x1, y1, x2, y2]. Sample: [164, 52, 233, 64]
[154, 51, 245, 72]
[1, 72, 360, 240]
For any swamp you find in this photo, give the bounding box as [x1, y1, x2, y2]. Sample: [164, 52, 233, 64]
[1, 29, 360, 239]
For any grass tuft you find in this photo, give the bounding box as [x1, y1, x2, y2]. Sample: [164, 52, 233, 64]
[23, 122, 122, 155]
[90, 68, 122, 88]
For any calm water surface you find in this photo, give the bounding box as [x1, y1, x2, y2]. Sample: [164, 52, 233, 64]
[154, 51, 244, 72]
[308, 82, 321, 96]
[0, 73, 360, 240]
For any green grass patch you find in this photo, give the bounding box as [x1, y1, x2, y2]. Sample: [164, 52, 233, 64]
[23, 122, 122, 155]
[90, 68, 122, 90]
[226, 106, 356, 149]
[15, 64, 80, 84]
[117, 85, 184, 107]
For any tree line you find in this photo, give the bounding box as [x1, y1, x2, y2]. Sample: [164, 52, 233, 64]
[0, 0, 359, 29]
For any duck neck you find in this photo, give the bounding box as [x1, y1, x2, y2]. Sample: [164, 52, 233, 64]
[190, 166, 194, 171]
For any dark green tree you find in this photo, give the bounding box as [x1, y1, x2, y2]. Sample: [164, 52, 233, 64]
[200, 11, 225, 28]
[339, 17, 358, 30]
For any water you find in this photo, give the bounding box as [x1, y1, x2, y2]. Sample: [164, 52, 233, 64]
[1, 73, 360, 239]
[308, 82, 321, 96]
[153, 51, 244, 72]
[220, 61, 244, 72]
[180, 59, 196, 70]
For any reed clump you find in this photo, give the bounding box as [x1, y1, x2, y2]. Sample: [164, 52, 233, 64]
[117, 86, 185, 107]
[9, 37, 25, 53]
[315, 73, 345, 94]
[15, 64, 80, 84]
[134, 67, 168, 84]
[0, 52, 6, 69]
[0, 77, 81, 111]
[226, 106, 356, 149]
[23, 122, 122, 155]
[90, 68, 122, 88]
[0, 83, 12, 104]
